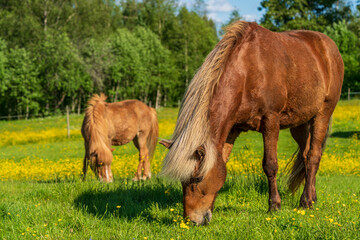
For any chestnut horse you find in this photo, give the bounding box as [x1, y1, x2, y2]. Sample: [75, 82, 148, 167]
[160, 21, 343, 225]
[82, 94, 158, 182]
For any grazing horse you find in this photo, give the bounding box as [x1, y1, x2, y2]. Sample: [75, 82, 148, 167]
[159, 21, 343, 225]
[82, 94, 158, 182]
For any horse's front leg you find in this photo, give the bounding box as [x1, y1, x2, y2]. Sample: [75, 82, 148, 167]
[222, 129, 241, 163]
[261, 113, 281, 211]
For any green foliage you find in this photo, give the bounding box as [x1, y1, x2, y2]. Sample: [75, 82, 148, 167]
[35, 31, 91, 114]
[2, 47, 40, 118]
[0, 38, 8, 96]
[259, 0, 353, 31]
[0, 0, 359, 117]
[0, 0, 220, 117]
[325, 21, 360, 94]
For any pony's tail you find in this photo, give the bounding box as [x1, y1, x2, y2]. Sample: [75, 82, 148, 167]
[147, 107, 158, 158]
[287, 116, 332, 193]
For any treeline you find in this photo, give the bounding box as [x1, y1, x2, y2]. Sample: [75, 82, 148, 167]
[0, 0, 359, 119]
[0, 0, 218, 118]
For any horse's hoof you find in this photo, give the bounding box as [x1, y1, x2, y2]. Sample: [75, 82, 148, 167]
[268, 202, 281, 212]
[140, 175, 151, 180]
[300, 199, 314, 209]
[132, 176, 140, 181]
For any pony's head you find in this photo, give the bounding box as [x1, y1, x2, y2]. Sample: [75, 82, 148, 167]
[89, 147, 114, 183]
[160, 139, 226, 226]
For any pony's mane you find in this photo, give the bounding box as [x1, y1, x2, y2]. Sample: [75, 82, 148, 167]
[161, 21, 250, 181]
[82, 93, 113, 164]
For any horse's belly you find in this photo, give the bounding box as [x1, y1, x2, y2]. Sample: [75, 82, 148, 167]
[279, 99, 322, 129]
[111, 128, 137, 146]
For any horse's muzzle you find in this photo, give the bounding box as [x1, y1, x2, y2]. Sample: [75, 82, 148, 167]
[190, 209, 212, 226]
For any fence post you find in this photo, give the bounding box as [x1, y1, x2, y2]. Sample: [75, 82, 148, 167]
[66, 106, 70, 138]
[348, 88, 351, 101]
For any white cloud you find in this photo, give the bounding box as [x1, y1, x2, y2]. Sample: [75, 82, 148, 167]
[242, 14, 258, 22]
[207, 12, 223, 23]
[206, 0, 234, 13]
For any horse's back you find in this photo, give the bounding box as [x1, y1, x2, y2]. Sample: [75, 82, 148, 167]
[218, 23, 343, 130]
[107, 100, 155, 145]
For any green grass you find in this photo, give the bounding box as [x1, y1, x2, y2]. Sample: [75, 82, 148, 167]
[0, 100, 359, 239]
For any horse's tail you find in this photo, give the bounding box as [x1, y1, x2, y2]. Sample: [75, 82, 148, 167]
[287, 116, 332, 193]
[147, 107, 158, 159]
[82, 94, 113, 174]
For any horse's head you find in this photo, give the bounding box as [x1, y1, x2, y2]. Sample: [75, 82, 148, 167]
[89, 148, 114, 183]
[160, 139, 226, 226]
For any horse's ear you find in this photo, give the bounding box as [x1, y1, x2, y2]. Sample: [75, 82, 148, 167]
[159, 139, 173, 149]
[192, 146, 206, 178]
[195, 146, 206, 161]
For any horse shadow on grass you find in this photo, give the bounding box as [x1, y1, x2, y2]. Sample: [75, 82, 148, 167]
[73, 178, 183, 225]
[331, 131, 360, 139]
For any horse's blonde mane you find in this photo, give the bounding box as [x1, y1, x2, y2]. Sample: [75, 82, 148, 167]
[162, 21, 250, 181]
[82, 93, 113, 165]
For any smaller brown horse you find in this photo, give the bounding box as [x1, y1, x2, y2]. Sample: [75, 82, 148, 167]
[81, 94, 158, 182]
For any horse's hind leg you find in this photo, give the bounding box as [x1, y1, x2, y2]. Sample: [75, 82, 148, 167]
[132, 136, 143, 181]
[300, 113, 331, 208]
[133, 132, 151, 180]
[289, 123, 311, 194]
[261, 113, 281, 211]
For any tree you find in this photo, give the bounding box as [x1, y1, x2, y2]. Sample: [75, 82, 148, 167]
[258, 0, 353, 31]
[107, 28, 143, 102]
[133, 26, 177, 107]
[2, 47, 40, 118]
[176, 7, 218, 86]
[325, 21, 360, 94]
[36, 31, 90, 114]
[192, 0, 207, 17]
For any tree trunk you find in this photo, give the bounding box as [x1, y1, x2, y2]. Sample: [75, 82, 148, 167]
[155, 85, 161, 110]
[55, 94, 66, 111]
[43, 0, 48, 33]
[71, 96, 76, 112]
[78, 96, 81, 114]
[26, 105, 29, 120]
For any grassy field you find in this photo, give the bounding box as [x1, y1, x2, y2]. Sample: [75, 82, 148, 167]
[0, 100, 359, 239]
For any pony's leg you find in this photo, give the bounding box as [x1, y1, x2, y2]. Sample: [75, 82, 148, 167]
[138, 133, 151, 180]
[132, 136, 143, 181]
[261, 114, 281, 211]
[82, 156, 89, 181]
[222, 129, 241, 163]
[132, 133, 151, 180]
[300, 114, 331, 208]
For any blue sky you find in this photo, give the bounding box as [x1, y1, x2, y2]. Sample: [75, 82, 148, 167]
[179, 0, 359, 25]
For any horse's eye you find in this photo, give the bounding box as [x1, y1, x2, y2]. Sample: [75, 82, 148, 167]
[191, 176, 203, 183]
